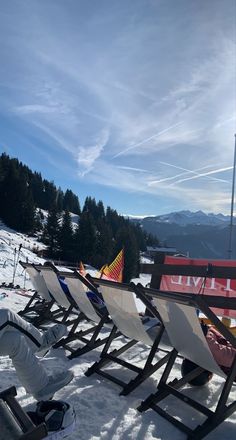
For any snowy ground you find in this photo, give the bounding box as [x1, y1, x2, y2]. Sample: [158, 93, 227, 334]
[0, 224, 235, 439]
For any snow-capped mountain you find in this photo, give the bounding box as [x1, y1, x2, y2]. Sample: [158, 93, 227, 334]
[145, 210, 231, 227]
[130, 211, 235, 259]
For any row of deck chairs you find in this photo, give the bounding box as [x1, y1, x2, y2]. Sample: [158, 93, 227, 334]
[19, 262, 112, 358]
[19, 261, 169, 394]
[18, 260, 236, 440]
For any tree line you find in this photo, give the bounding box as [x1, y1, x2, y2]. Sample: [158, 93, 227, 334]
[0, 153, 159, 281]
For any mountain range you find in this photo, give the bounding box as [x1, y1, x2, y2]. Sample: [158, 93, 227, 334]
[130, 210, 236, 259]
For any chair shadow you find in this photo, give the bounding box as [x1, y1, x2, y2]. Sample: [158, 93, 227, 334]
[59, 372, 235, 440]
[0, 358, 235, 440]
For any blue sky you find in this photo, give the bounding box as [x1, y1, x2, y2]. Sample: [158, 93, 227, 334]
[0, 0, 236, 216]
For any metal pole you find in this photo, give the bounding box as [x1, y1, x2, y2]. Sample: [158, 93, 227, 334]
[228, 134, 236, 259]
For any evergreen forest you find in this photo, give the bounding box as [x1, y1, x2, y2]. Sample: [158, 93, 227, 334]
[0, 153, 159, 281]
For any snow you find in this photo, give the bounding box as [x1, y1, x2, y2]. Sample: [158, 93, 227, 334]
[0, 223, 235, 439]
[156, 210, 231, 226]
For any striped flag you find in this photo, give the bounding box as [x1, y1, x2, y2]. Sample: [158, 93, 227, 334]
[99, 248, 124, 282]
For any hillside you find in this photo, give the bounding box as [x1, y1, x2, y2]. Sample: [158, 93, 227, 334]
[0, 154, 157, 282]
[0, 220, 46, 287]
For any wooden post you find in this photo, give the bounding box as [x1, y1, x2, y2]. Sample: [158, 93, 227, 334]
[150, 252, 165, 289]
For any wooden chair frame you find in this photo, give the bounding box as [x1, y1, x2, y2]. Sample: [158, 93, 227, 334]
[85, 277, 171, 396]
[0, 386, 47, 440]
[53, 270, 113, 359]
[137, 284, 236, 440]
[19, 262, 65, 326]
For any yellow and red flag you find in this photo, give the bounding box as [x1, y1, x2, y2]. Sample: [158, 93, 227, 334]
[99, 248, 124, 282]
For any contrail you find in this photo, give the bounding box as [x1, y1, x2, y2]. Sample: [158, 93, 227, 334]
[160, 162, 213, 172]
[117, 165, 149, 173]
[113, 121, 183, 158]
[148, 163, 230, 186]
[159, 162, 229, 183]
[173, 166, 232, 184]
[148, 164, 215, 186]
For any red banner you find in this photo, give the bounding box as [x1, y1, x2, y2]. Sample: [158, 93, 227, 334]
[161, 256, 236, 318]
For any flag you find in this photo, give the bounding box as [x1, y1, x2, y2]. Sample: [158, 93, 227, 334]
[99, 248, 124, 282]
[79, 261, 86, 277]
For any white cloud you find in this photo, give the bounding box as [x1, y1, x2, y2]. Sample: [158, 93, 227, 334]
[76, 129, 109, 176]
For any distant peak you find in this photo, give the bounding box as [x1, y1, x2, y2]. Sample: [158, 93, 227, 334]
[130, 210, 231, 227]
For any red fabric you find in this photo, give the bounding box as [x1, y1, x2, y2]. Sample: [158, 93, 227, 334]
[161, 256, 236, 318]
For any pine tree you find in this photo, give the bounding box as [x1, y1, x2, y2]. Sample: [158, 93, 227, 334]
[30, 172, 44, 208]
[0, 164, 35, 232]
[20, 187, 36, 233]
[96, 200, 105, 219]
[76, 211, 97, 265]
[58, 209, 74, 261]
[146, 232, 159, 246]
[95, 218, 113, 268]
[115, 225, 139, 282]
[42, 203, 60, 257]
[0, 153, 156, 269]
[42, 180, 57, 210]
[56, 188, 64, 212]
[72, 222, 81, 264]
[34, 209, 44, 233]
[106, 206, 125, 236]
[63, 189, 81, 214]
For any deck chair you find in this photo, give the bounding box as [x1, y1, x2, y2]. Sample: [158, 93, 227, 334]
[19, 261, 52, 306]
[36, 264, 85, 330]
[53, 270, 113, 359]
[85, 277, 171, 396]
[0, 386, 47, 440]
[18, 262, 61, 324]
[137, 285, 236, 440]
[18, 262, 66, 326]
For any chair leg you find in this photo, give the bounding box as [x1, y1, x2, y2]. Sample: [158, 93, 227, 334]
[61, 316, 113, 359]
[121, 351, 171, 396]
[120, 327, 170, 396]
